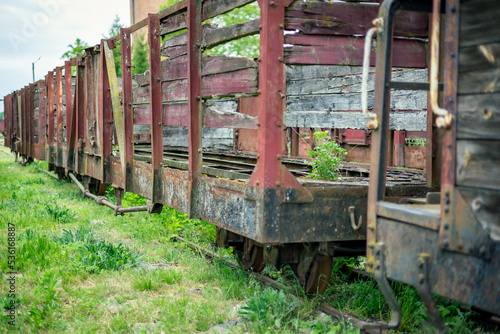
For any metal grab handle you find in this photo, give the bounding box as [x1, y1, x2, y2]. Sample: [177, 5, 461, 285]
[430, 0, 452, 128]
[361, 18, 383, 130]
[349, 206, 363, 231]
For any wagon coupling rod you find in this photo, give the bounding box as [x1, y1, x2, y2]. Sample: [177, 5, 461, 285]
[68, 173, 148, 216]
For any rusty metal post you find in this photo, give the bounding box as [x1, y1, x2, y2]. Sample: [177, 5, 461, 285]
[55, 66, 64, 167]
[38, 81, 47, 161]
[187, 0, 203, 217]
[65, 60, 76, 171]
[84, 54, 93, 162]
[439, 0, 459, 246]
[100, 40, 112, 184]
[28, 83, 34, 159]
[148, 14, 164, 210]
[4, 95, 11, 148]
[20, 87, 25, 157]
[249, 0, 301, 189]
[75, 59, 85, 174]
[121, 27, 134, 192]
[46, 71, 55, 165]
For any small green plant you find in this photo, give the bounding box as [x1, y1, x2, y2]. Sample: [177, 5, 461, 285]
[239, 288, 298, 333]
[44, 200, 75, 223]
[54, 226, 95, 244]
[308, 131, 347, 181]
[295, 315, 360, 334]
[77, 240, 142, 273]
[28, 271, 62, 329]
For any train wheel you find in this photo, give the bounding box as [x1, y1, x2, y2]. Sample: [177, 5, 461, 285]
[303, 254, 333, 294]
[239, 238, 265, 272]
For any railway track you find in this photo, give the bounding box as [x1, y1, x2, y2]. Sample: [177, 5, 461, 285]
[175, 236, 390, 334]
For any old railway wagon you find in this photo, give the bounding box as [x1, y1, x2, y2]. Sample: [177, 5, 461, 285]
[4, 0, 435, 305]
[363, 0, 500, 331]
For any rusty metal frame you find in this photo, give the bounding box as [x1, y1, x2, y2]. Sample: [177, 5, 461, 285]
[121, 27, 134, 192]
[46, 70, 55, 165]
[148, 13, 164, 210]
[100, 40, 112, 184]
[187, 0, 203, 217]
[55, 66, 64, 167]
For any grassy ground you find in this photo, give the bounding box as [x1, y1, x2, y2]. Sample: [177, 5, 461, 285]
[0, 145, 496, 334]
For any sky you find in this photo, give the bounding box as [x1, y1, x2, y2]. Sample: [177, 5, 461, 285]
[0, 0, 131, 113]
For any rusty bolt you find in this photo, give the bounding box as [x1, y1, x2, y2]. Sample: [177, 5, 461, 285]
[158, 122, 161, 126]
[277, 122, 282, 128]
[256, 180, 260, 186]
[258, 25, 262, 31]
[276, 155, 281, 160]
[156, 77, 161, 82]
[442, 239, 449, 248]
[276, 181, 281, 186]
[450, 5, 456, 13]
[270, 1, 276, 7]
[278, 57, 284, 63]
[375, 249, 380, 256]
[376, 265, 380, 270]
[450, 52, 456, 58]
[457, 241, 464, 250]
[196, 96, 201, 100]
[443, 222, 449, 230]
[256, 154, 260, 159]
[198, 148, 202, 153]
[444, 206, 449, 214]
[279, 24, 284, 30]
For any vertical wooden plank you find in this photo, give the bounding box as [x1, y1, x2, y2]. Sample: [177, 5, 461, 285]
[121, 27, 134, 192]
[100, 40, 112, 184]
[291, 127, 299, 156]
[46, 71, 54, 165]
[149, 14, 164, 207]
[55, 66, 64, 167]
[393, 130, 406, 167]
[187, 0, 202, 215]
[84, 54, 93, 161]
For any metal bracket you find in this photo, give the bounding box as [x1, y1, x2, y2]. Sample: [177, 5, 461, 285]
[417, 254, 447, 334]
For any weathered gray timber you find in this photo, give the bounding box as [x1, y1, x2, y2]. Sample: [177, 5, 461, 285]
[456, 140, 500, 191]
[457, 93, 500, 140]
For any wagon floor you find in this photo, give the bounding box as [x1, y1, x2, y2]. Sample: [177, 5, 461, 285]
[131, 145, 427, 188]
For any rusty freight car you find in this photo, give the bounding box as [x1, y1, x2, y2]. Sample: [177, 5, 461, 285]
[3, 0, 433, 296]
[364, 0, 500, 331]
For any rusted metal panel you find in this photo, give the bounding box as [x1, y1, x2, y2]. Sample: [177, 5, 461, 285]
[100, 40, 112, 184]
[285, 1, 428, 38]
[187, 0, 203, 216]
[149, 13, 164, 205]
[3, 94, 11, 148]
[29, 84, 35, 159]
[377, 218, 500, 316]
[64, 61, 73, 145]
[121, 27, 134, 192]
[284, 34, 427, 68]
[65, 60, 77, 171]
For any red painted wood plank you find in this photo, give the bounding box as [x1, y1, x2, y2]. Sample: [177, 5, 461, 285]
[285, 2, 428, 38]
[284, 35, 427, 68]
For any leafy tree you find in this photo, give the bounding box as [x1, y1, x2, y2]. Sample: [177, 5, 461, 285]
[159, 1, 260, 58]
[208, 3, 260, 58]
[61, 38, 89, 60]
[132, 34, 149, 76]
[103, 15, 124, 77]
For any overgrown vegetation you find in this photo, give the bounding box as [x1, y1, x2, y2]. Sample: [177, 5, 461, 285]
[0, 148, 494, 333]
[307, 131, 347, 181]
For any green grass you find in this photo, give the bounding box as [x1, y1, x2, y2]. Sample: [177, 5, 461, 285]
[0, 148, 496, 334]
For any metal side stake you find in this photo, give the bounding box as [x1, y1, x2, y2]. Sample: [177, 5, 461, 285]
[417, 254, 447, 334]
[360, 242, 402, 330]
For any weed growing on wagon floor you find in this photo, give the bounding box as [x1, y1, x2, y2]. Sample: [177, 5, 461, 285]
[307, 131, 347, 181]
